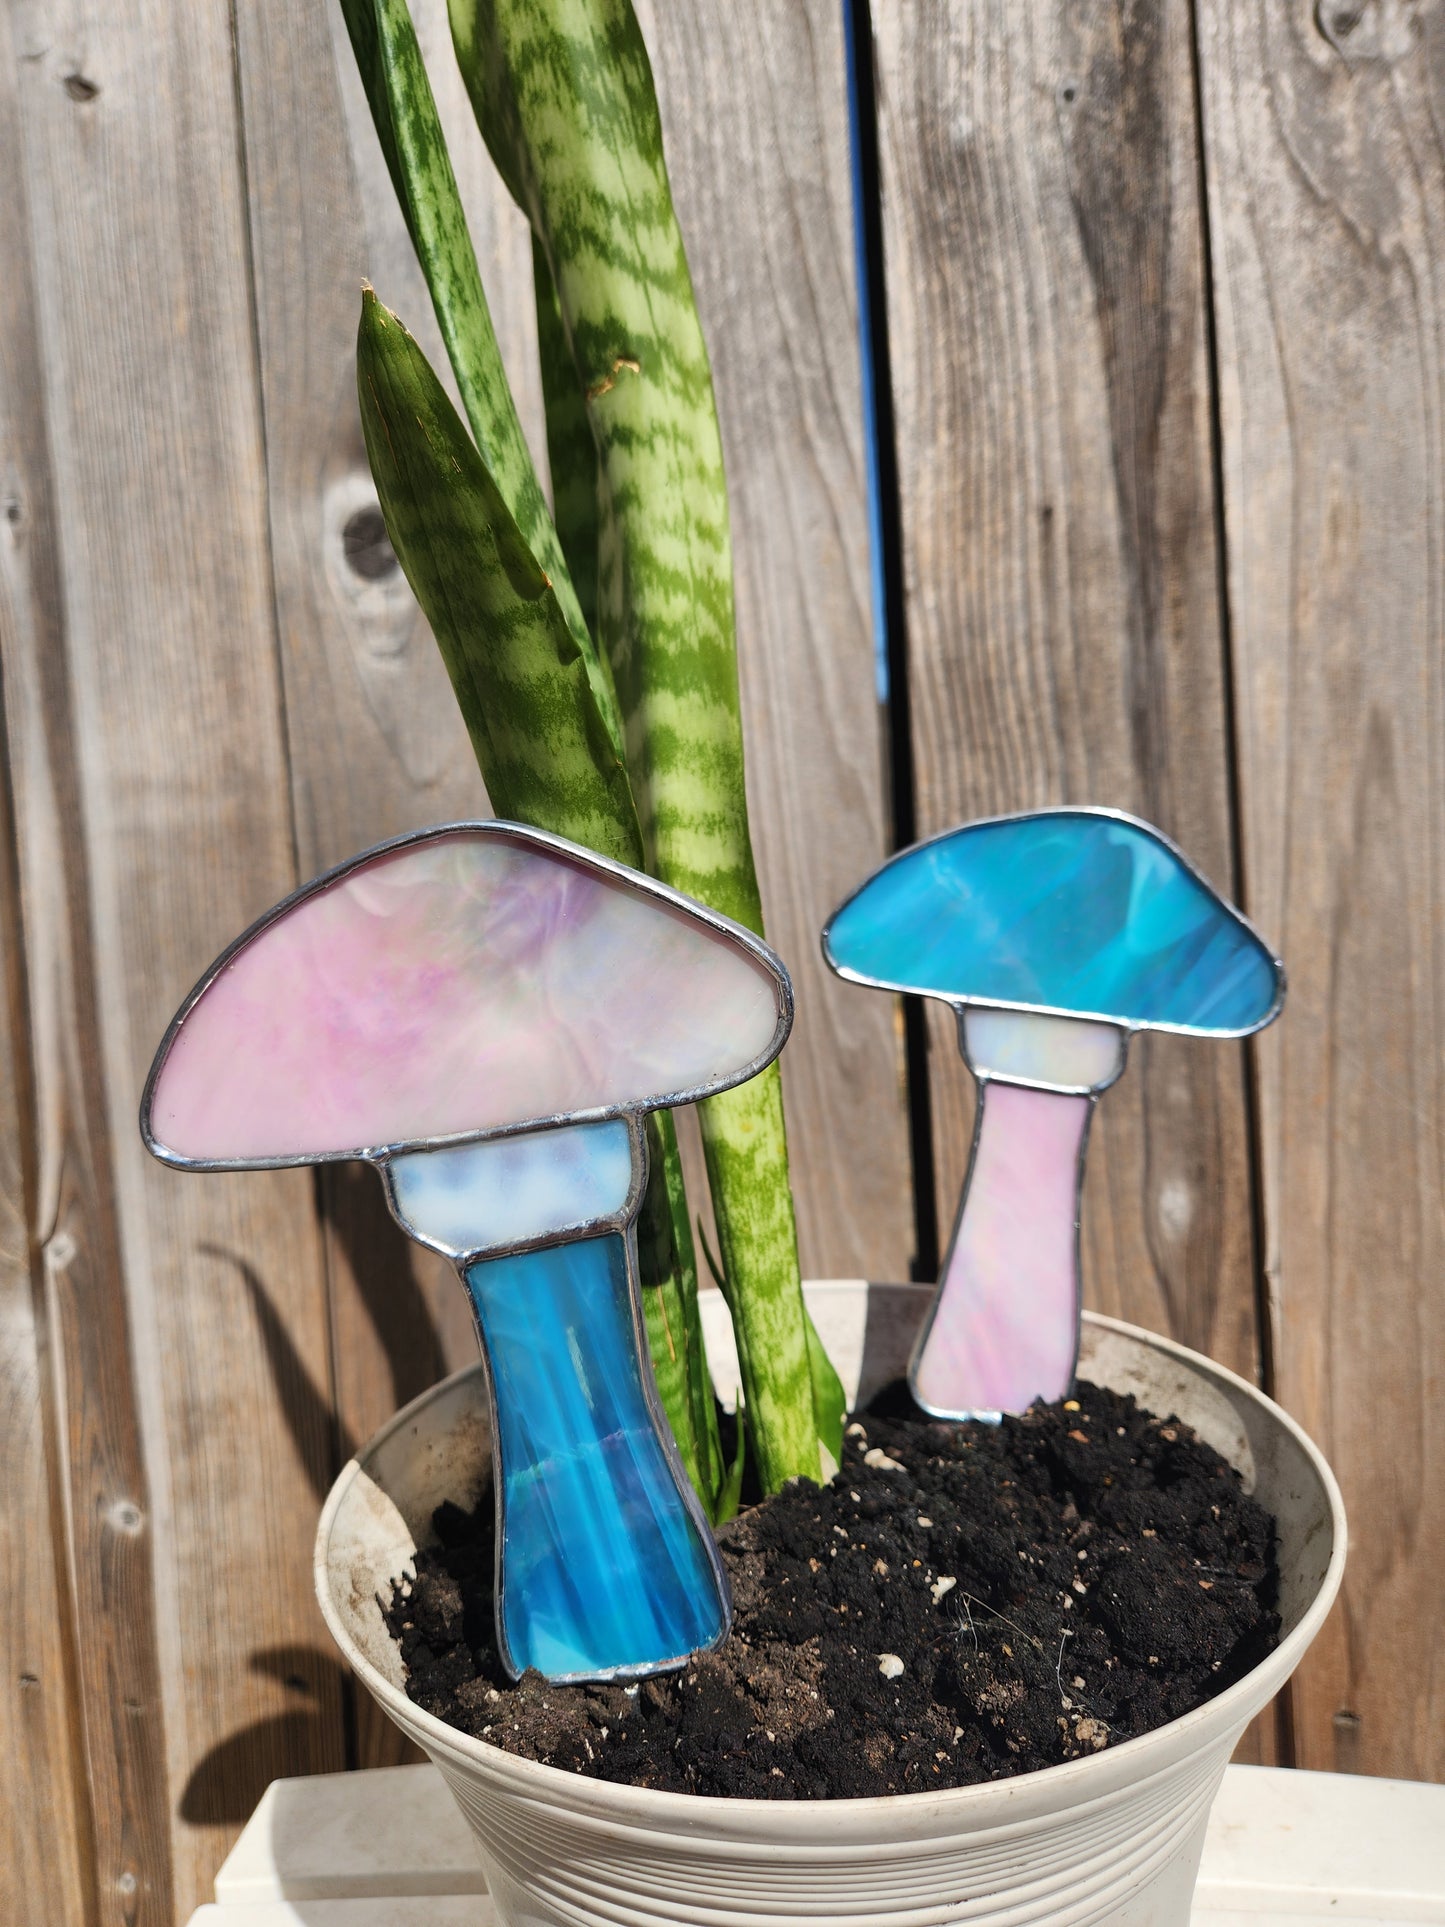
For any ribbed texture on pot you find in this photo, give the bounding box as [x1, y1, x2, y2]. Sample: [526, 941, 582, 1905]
[422, 1738, 1224, 1924]
[316, 1293, 1346, 1927]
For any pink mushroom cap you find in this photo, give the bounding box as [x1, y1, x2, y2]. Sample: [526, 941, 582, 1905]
[143, 825, 790, 1168]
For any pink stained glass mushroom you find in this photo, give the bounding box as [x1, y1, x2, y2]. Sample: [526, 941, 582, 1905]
[141, 822, 794, 1683]
[145, 823, 785, 1167]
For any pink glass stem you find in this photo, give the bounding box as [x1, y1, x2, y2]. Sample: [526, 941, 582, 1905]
[910, 1080, 1090, 1419]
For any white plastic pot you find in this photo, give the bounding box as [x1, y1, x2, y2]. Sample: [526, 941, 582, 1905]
[315, 1283, 1345, 1927]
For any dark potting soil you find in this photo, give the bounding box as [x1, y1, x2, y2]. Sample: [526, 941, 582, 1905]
[382, 1378, 1279, 1800]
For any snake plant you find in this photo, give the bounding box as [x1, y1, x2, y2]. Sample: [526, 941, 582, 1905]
[341, 0, 843, 1504]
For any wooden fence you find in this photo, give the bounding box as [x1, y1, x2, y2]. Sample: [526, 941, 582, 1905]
[0, 1, 1440, 1919]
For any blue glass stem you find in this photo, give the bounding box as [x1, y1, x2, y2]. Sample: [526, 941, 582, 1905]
[464, 1232, 729, 1681]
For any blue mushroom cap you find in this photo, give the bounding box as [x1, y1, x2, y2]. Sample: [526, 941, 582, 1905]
[824, 810, 1282, 1036]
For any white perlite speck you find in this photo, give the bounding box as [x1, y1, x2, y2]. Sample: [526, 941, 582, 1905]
[931, 1575, 957, 1603]
[878, 1653, 905, 1680]
[864, 1447, 905, 1472]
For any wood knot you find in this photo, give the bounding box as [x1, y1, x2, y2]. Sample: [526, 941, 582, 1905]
[342, 503, 399, 581]
[106, 1499, 145, 1536]
[1315, 0, 1414, 63]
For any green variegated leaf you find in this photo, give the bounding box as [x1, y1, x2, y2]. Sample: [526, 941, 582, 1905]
[346, 0, 840, 1496]
[356, 288, 724, 1513]
[357, 289, 638, 861]
[446, 0, 728, 880]
[449, 0, 844, 1489]
[533, 234, 600, 642]
[338, 0, 618, 754]
[639, 1111, 724, 1506]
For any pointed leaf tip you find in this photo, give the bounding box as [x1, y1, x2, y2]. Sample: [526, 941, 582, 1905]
[353, 306, 643, 873]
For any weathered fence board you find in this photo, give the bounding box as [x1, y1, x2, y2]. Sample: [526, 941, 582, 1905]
[5, 0, 347, 1909]
[0, 1068, 94, 1926]
[0, 469, 93, 1918]
[871, 4, 1262, 1382]
[0, 6, 177, 1918]
[1198, 0, 1445, 1781]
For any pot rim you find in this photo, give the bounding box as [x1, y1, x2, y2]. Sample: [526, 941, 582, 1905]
[315, 1302, 1346, 1830]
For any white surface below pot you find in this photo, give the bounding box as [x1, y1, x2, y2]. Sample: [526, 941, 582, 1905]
[315, 1283, 1346, 1927]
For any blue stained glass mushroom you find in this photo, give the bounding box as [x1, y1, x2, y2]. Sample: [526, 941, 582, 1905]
[141, 822, 794, 1682]
[823, 809, 1283, 1422]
